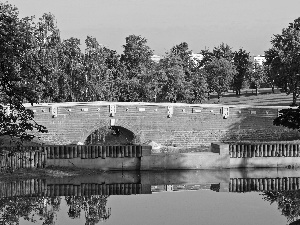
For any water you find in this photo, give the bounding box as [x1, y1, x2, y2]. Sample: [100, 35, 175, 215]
[1, 168, 299, 225]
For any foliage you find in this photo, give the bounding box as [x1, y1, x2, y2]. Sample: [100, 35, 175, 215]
[3, 1, 270, 123]
[262, 190, 300, 223]
[0, 196, 61, 224]
[248, 63, 268, 95]
[265, 17, 300, 106]
[264, 48, 285, 93]
[189, 67, 208, 103]
[212, 43, 234, 61]
[0, 2, 48, 142]
[204, 57, 237, 100]
[232, 49, 251, 95]
[273, 107, 300, 131]
[159, 54, 190, 102]
[158, 42, 207, 103]
[120, 35, 155, 101]
[65, 195, 111, 224]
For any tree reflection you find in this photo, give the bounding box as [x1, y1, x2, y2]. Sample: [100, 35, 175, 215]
[65, 195, 111, 225]
[0, 195, 111, 224]
[0, 196, 61, 224]
[262, 190, 300, 224]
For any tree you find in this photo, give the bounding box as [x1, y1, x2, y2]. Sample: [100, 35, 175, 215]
[0, 196, 61, 224]
[0, 2, 47, 142]
[248, 63, 267, 95]
[159, 54, 190, 102]
[59, 37, 85, 102]
[158, 42, 207, 103]
[84, 36, 114, 101]
[65, 195, 111, 224]
[200, 43, 236, 100]
[120, 35, 155, 101]
[233, 49, 251, 95]
[213, 43, 234, 61]
[204, 57, 237, 101]
[189, 67, 208, 103]
[120, 35, 153, 77]
[262, 190, 300, 224]
[265, 17, 300, 106]
[273, 107, 300, 131]
[264, 48, 284, 93]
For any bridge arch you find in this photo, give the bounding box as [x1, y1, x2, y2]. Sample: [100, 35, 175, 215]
[80, 119, 142, 145]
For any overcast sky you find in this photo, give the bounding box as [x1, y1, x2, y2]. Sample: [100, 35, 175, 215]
[8, 0, 300, 56]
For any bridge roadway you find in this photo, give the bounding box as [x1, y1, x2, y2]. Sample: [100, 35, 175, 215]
[26, 101, 298, 148]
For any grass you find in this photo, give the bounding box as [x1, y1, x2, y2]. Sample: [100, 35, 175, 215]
[205, 88, 294, 106]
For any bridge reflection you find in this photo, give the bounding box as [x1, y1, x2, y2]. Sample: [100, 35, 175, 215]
[1, 169, 300, 224]
[1, 168, 300, 197]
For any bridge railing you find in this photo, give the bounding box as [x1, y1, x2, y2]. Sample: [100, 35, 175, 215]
[229, 143, 300, 158]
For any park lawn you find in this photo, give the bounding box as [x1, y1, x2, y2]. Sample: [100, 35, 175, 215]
[205, 88, 293, 106]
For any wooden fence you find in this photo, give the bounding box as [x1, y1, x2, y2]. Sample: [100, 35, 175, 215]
[229, 143, 300, 158]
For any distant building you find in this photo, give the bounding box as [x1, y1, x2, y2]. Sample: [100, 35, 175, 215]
[253, 55, 266, 66]
[151, 53, 203, 64]
[190, 53, 203, 62]
[151, 55, 162, 63]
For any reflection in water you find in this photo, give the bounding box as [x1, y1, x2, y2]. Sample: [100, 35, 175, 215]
[0, 196, 61, 224]
[65, 196, 111, 224]
[262, 190, 300, 225]
[1, 169, 300, 224]
[0, 196, 110, 225]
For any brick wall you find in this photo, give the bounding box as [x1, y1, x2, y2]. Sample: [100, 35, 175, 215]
[27, 102, 300, 147]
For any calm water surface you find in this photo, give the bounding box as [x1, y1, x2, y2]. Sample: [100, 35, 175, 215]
[19, 191, 285, 225]
[1, 169, 298, 225]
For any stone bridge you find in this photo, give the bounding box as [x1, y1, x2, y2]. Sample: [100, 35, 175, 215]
[27, 102, 299, 148]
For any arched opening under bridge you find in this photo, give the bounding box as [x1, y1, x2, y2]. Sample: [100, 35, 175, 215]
[84, 126, 135, 145]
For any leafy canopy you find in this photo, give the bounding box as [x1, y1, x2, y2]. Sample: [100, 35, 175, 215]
[0, 2, 48, 142]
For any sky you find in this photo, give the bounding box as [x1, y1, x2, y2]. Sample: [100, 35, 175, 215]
[7, 0, 300, 56]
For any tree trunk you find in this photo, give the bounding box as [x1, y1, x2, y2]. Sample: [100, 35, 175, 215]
[217, 93, 221, 102]
[255, 87, 258, 96]
[292, 91, 298, 106]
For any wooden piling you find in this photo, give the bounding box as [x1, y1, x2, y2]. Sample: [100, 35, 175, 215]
[91, 146, 95, 159]
[68, 146, 73, 159]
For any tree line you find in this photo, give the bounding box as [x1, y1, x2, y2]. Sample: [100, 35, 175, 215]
[1, 1, 300, 140]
